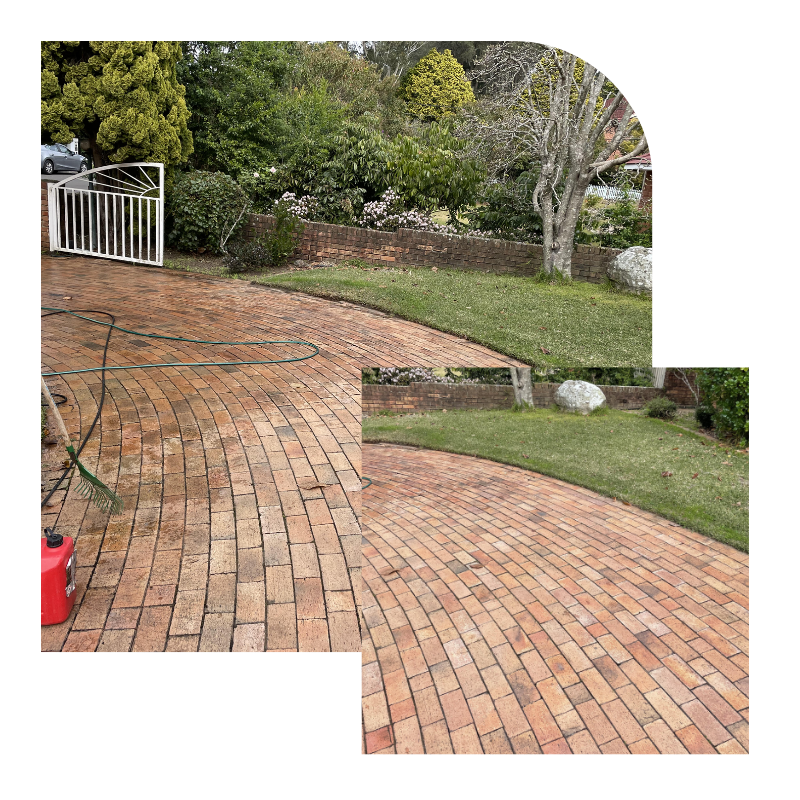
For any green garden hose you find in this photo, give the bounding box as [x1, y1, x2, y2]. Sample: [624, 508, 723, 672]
[41, 307, 319, 376]
[40, 306, 319, 510]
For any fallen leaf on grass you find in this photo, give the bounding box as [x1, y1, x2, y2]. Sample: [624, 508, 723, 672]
[621, 500, 631, 506]
[540, 346, 551, 354]
[431, 267, 438, 272]
[692, 473, 699, 479]
[522, 454, 529, 459]
[662, 471, 673, 477]
[539, 327, 547, 330]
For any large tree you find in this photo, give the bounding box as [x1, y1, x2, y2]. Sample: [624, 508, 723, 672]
[41, 41, 193, 169]
[458, 43, 648, 276]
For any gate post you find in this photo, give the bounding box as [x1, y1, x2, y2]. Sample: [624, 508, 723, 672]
[47, 182, 58, 252]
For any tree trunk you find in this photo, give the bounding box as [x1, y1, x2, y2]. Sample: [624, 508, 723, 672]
[510, 367, 534, 407]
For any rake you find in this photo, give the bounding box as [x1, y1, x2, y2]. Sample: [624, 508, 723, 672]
[41, 377, 124, 515]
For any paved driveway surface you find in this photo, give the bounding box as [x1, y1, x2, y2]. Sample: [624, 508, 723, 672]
[361, 444, 749, 753]
[41, 256, 518, 652]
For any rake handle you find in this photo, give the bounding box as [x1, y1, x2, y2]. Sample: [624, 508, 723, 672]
[41, 377, 74, 452]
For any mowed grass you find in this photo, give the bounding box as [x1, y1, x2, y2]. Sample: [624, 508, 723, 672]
[363, 408, 749, 551]
[253, 262, 652, 366]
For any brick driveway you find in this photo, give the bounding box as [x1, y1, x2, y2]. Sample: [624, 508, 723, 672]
[41, 257, 518, 653]
[361, 444, 749, 754]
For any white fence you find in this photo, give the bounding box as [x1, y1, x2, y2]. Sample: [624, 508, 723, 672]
[584, 185, 642, 203]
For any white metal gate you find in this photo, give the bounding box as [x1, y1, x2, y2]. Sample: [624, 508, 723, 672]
[48, 162, 164, 266]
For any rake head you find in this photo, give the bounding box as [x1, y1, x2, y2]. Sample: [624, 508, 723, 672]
[69, 450, 124, 515]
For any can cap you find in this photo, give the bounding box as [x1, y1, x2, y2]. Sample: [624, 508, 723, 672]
[45, 527, 63, 548]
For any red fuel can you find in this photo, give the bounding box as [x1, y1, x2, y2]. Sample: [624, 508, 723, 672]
[41, 528, 77, 626]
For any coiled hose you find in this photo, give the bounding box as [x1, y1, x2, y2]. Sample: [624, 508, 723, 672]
[40, 306, 319, 508]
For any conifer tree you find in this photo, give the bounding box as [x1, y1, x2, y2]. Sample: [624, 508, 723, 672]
[41, 41, 193, 168]
[398, 49, 475, 121]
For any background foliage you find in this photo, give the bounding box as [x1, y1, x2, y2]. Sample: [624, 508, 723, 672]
[696, 368, 749, 442]
[42, 41, 193, 170]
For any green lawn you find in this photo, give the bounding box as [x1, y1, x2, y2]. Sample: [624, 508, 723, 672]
[253, 261, 652, 367]
[363, 407, 748, 551]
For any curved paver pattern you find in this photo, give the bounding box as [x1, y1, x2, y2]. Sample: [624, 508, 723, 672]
[41, 257, 518, 654]
[361, 444, 749, 754]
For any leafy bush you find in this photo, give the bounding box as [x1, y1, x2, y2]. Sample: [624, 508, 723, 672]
[385, 122, 484, 215]
[223, 197, 305, 273]
[695, 405, 715, 429]
[696, 368, 749, 442]
[223, 239, 275, 274]
[576, 195, 652, 249]
[167, 171, 250, 254]
[643, 397, 677, 419]
[264, 197, 306, 263]
[466, 170, 543, 243]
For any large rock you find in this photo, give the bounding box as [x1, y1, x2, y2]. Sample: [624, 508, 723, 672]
[554, 380, 607, 415]
[607, 246, 652, 293]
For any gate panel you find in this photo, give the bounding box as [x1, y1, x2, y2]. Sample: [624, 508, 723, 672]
[48, 163, 164, 266]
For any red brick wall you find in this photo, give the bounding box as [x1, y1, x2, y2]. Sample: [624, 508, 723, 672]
[362, 382, 667, 414]
[41, 181, 50, 250]
[245, 214, 623, 284]
[664, 369, 699, 406]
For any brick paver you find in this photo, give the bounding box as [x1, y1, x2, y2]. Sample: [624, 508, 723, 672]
[361, 444, 749, 753]
[41, 257, 519, 653]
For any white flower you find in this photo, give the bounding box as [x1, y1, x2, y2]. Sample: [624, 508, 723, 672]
[270, 167, 277, 174]
[253, 172, 260, 178]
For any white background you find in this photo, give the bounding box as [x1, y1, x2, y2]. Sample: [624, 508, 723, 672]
[3, 4, 792, 796]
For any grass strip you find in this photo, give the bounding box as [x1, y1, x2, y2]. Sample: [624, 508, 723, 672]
[363, 407, 748, 551]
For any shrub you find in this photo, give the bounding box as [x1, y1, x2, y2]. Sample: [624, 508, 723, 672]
[644, 397, 677, 419]
[359, 188, 488, 236]
[696, 368, 749, 442]
[362, 367, 481, 386]
[576, 195, 652, 249]
[223, 239, 275, 274]
[695, 405, 715, 429]
[167, 171, 250, 254]
[466, 170, 543, 243]
[223, 197, 306, 273]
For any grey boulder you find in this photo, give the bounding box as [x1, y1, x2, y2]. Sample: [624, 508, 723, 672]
[607, 246, 652, 293]
[554, 380, 607, 415]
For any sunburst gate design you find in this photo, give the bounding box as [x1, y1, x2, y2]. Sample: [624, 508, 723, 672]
[47, 163, 164, 265]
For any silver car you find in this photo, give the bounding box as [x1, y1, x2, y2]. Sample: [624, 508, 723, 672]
[41, 143, 88, 175]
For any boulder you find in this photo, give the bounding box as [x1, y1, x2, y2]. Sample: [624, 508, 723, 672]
[607, 246, 652, 293]
[554, 380, 607, 415]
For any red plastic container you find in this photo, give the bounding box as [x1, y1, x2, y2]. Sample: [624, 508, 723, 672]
[41, 528, 77, 626]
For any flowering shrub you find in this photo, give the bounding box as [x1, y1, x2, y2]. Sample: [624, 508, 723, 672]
[359, 188, 491, 237]
[362, 367, 481, 386]
[277, 192, 321, 221]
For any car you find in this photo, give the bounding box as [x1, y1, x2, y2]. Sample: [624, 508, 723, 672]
[41, 144, 88, 175]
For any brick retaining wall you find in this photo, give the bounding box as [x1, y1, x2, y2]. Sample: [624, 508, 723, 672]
[363, 382, 668, 414]
[245, 213, 622, 283]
